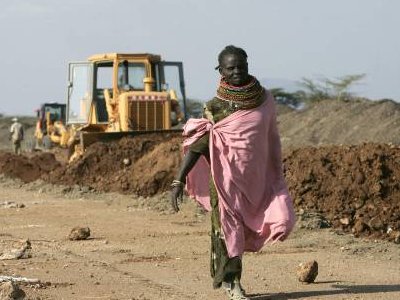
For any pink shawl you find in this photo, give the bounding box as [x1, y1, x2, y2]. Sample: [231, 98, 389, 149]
[183, 91, 295, 258]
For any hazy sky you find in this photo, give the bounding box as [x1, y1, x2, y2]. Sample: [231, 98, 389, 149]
[1, 0, 399, 115]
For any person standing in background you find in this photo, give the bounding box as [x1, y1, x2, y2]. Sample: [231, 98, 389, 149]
[9, 117, 24, 155]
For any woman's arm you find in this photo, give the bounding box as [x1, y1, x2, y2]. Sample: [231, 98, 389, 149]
[171, 151, 202, 212]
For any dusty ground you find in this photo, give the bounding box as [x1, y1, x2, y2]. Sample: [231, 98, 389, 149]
[1, 99, 400, 299]
[1, 177, 400, 300]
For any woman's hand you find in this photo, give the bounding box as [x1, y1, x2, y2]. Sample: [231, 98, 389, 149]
[170, 151, 202, 213]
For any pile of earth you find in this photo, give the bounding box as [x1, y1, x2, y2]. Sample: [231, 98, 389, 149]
[0, 151, 61, 182]
[1, 136, 399, 242]
[284, 143, 400, 242]
[45, 133, 183, 196]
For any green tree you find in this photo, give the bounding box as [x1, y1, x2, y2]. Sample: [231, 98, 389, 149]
[299, 77, 329, 103]
[299, 74, 366, 102]
[324, 73, 366, 101]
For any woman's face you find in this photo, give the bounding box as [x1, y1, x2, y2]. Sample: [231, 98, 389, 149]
[219, 53, 250, 86]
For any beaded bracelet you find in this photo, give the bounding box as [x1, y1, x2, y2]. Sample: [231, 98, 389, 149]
[171, 180, 185, 188]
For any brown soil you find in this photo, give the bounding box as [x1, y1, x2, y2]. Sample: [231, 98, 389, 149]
[0, 151, 60, 183]
[45, 133, 182, 196]
[1, 138, 399, 244]
[1, 181, 399, 300]
[1, 98, 400, 299]
[284, 143, 400, 242]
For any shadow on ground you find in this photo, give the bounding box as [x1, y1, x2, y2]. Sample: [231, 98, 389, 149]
[249, 284, 400, 299]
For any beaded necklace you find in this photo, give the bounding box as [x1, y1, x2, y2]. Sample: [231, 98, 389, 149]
[216, 76, 264, 110]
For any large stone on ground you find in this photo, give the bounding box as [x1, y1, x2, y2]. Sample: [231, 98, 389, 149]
[68, 227, 91, 240]
[0, 240, 31, 260]
[0, 281, 25, 300]
[296, 260, 318, 283]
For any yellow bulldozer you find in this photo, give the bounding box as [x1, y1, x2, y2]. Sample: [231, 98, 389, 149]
[34, 102, 70, 149]
[66, 53, 188, 159]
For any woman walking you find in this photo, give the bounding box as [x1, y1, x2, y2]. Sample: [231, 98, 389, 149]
[171, 45, 295, 300]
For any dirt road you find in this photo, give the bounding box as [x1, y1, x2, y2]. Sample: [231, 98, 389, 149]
[1, 178, 399, 300]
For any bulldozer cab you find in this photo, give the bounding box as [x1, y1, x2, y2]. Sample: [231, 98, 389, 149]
[38, 103, 66, 132]
[33, 102, 68, 150]
[66, 53, 188, 132]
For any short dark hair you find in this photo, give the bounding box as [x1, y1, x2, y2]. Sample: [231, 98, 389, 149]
[216, 45, 248, 70]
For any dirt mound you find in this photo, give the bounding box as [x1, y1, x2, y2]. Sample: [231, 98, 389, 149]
[284, 143, 400, 241]
[0, 134, 399, 242]
[46, 133, 183, 196]
[59, 137, 397, 242]
[0, 151, 61, 182]
[278, 99, 400, 148]
[129, 141, 182, 196]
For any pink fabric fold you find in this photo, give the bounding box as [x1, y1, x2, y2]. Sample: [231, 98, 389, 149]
[183, 91, 295, 257]
[183, 119, 212, 212]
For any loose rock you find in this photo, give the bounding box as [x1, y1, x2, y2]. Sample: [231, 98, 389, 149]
[68, 227, 91, 240]
[352, 219, 367, 236]
[0, 240, 31, 260]
[298, 212, 331, 230]
[0, 202, 25, 209]
[296, 260, 318, 283]
[389, 230, 400, 244]
[0, 281, 25, 300]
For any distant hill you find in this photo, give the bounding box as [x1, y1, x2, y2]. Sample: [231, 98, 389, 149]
[277, 98, 400, 149]
[1, 99, 400, 153]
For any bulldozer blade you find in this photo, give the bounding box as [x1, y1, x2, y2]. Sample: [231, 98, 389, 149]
[79, 129, 183, 150]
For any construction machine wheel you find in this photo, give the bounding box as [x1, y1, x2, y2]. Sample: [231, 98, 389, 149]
[25, 137, 37, 153]
[42, 135, 52, 150]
